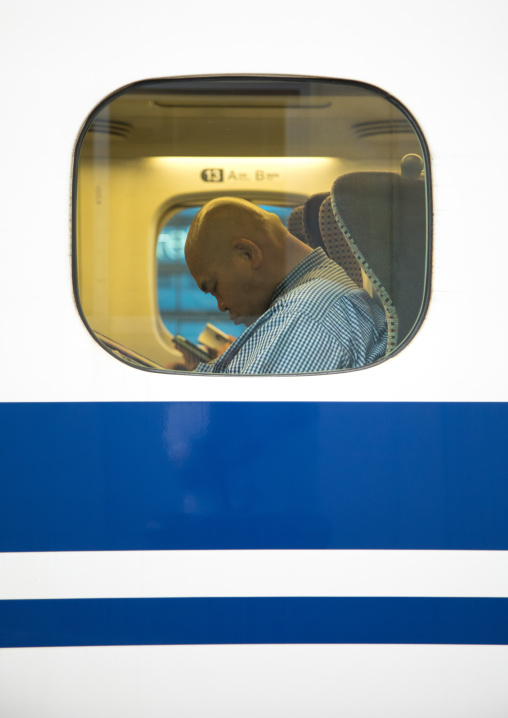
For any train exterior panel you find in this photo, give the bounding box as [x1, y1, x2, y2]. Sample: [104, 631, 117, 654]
[1, 2, 508, 716]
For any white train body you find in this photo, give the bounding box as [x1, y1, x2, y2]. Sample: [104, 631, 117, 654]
[1, 2, 508, 716]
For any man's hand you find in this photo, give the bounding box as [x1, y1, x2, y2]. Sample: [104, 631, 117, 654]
[166, 345, 202, 371]
[166, 335, 234, 371]
[208, 335, 235, 359]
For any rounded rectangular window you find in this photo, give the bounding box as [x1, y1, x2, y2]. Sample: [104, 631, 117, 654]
[73, 76, 431, 374]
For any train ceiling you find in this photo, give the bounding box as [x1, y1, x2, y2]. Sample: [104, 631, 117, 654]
[79, 79, 422, 160]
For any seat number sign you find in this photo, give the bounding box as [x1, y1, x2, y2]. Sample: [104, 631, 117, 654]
[201, 168, 281, 182]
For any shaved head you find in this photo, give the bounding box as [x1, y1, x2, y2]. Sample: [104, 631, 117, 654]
[185, 197, 312, 327]
[185, 197, 286, 262]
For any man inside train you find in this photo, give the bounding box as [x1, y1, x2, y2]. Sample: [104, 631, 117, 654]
[177, 197, 387, 374]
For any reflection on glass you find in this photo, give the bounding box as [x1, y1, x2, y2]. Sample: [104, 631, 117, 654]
[74, 76, 430, 372]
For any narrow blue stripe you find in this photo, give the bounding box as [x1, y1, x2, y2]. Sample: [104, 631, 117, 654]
[1, 598, 508, 647]
[1, 402, 508, 551]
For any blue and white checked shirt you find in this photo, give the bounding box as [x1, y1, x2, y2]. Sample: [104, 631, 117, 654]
[195, 248, 387, 374]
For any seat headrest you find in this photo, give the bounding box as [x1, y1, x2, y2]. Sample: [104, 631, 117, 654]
[303, 192, 329, 251]
[287, 205, 309, 244]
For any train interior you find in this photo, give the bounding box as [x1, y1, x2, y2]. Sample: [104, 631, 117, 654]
[75, 77, 429, 370]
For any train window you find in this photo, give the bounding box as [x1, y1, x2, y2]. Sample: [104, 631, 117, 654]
[73, 76, 431, 374]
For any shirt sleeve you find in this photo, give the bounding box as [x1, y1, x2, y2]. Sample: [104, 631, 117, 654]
[194, 360, 215, 373]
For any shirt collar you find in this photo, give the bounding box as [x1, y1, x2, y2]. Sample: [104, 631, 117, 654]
[269, 248, 328, 306]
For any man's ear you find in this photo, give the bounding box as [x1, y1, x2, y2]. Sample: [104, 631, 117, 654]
[232, 238, 262, 269]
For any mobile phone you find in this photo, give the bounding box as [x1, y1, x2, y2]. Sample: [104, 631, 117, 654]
[172, 335, 212, 363]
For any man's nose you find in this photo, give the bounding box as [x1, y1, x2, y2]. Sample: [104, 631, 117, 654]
[217, 298, 227, 312]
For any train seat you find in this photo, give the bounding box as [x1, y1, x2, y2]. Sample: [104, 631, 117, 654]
[318, 196, 363, 288]
[302, 191, 330, 251]
[289, 192, 373, 291]
[287, 204, 309, 244]
[288, 191, 331, 250]
[329, 154, 427, 352]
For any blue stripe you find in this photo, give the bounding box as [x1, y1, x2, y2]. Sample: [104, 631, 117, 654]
[2, 598, 508, 647]
[1, 402, 508, 551]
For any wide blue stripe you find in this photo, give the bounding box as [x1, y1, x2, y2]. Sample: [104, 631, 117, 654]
[1, 598, 508, 647]
[1, 402, 508, 551]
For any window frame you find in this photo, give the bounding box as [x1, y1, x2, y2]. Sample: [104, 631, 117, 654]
[72, 74, 433, 375]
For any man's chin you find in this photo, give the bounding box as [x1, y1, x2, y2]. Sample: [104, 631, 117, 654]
[231, 314, 257, 327]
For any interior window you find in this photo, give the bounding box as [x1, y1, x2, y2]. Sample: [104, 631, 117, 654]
[157, 205, 293, 344]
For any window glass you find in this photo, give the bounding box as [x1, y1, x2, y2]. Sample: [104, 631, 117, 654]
[74, 76, 431, 373]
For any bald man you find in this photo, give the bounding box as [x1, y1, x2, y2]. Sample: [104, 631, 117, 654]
[182, 197, 387, 374]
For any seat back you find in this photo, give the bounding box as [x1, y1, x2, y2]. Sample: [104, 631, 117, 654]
[330, 156, 427, 351]
[289, 193, 370, 291]
[319, 196, 363, 288]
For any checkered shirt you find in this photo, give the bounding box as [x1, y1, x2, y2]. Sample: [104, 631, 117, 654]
[195, 248, 387, 375]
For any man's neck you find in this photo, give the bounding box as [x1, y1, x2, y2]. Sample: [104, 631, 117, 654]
[281, 236, 314, 278]
[262, 235, 314, 307]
